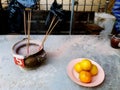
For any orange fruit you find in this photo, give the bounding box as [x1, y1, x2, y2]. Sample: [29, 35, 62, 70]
[79, 71, 92, 83]
[80, 59, 92, 71]
[74, 62, 82, 73]
[90, 64, 98, 76]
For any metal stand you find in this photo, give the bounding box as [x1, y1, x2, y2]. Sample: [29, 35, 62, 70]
[69, 0, 74, 35]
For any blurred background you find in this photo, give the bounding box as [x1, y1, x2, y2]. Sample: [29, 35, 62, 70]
[0, 0, 115, 35]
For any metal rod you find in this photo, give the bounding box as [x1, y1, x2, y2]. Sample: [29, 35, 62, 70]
[98, 0, 102, 12]
[69, 0, 71, 10]
[46, 0, 48, 10]
[24, 11, 27, 35]
[76, 0, 79, 11]
[91, 0, 94, 11]
[37, 1, 40, 10]
[69, 0, 74, 35]
[83, 0, 86, 11]
[105, 0, 110, 13]
[62, 0, 63, 9]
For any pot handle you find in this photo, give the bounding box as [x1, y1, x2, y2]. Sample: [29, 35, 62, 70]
[22, 38, 28, 41]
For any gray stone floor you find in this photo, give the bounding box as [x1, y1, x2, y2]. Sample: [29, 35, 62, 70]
[0, 35, 120, 90]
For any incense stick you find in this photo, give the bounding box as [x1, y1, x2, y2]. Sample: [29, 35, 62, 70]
[40, 16, 60, 49]
[24, 10, 28, 56]
[24, 8, 32, 56]
[27, 10, 31, 56]
[40, 16, 56, 48]
[45, 16, 56, 36]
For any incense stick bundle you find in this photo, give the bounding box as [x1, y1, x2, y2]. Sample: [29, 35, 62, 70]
[27, 10, 31, 55]
[40, 16, 60, 49]
[24, 8, 32, 56]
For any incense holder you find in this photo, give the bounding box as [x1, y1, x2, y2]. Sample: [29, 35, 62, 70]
[12, 38, 47, 68]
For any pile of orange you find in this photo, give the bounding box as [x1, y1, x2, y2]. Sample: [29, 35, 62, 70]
[74, 58, 98, 83]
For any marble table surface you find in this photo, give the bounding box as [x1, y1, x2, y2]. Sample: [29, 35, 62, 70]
[0, 35, 120, 90]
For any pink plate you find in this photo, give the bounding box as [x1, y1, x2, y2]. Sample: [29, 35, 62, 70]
[67, 58, 105, 87]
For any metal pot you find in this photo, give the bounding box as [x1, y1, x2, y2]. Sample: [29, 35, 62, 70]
[12, 38, 47, 68]
[111, 35, 120, 48]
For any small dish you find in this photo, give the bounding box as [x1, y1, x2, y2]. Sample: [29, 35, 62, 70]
[67, 58, 105, 87]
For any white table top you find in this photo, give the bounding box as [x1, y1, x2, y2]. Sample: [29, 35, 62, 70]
[0, 35, 120, 90]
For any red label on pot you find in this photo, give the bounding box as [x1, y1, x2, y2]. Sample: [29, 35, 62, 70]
[14, 57, 25, 67]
